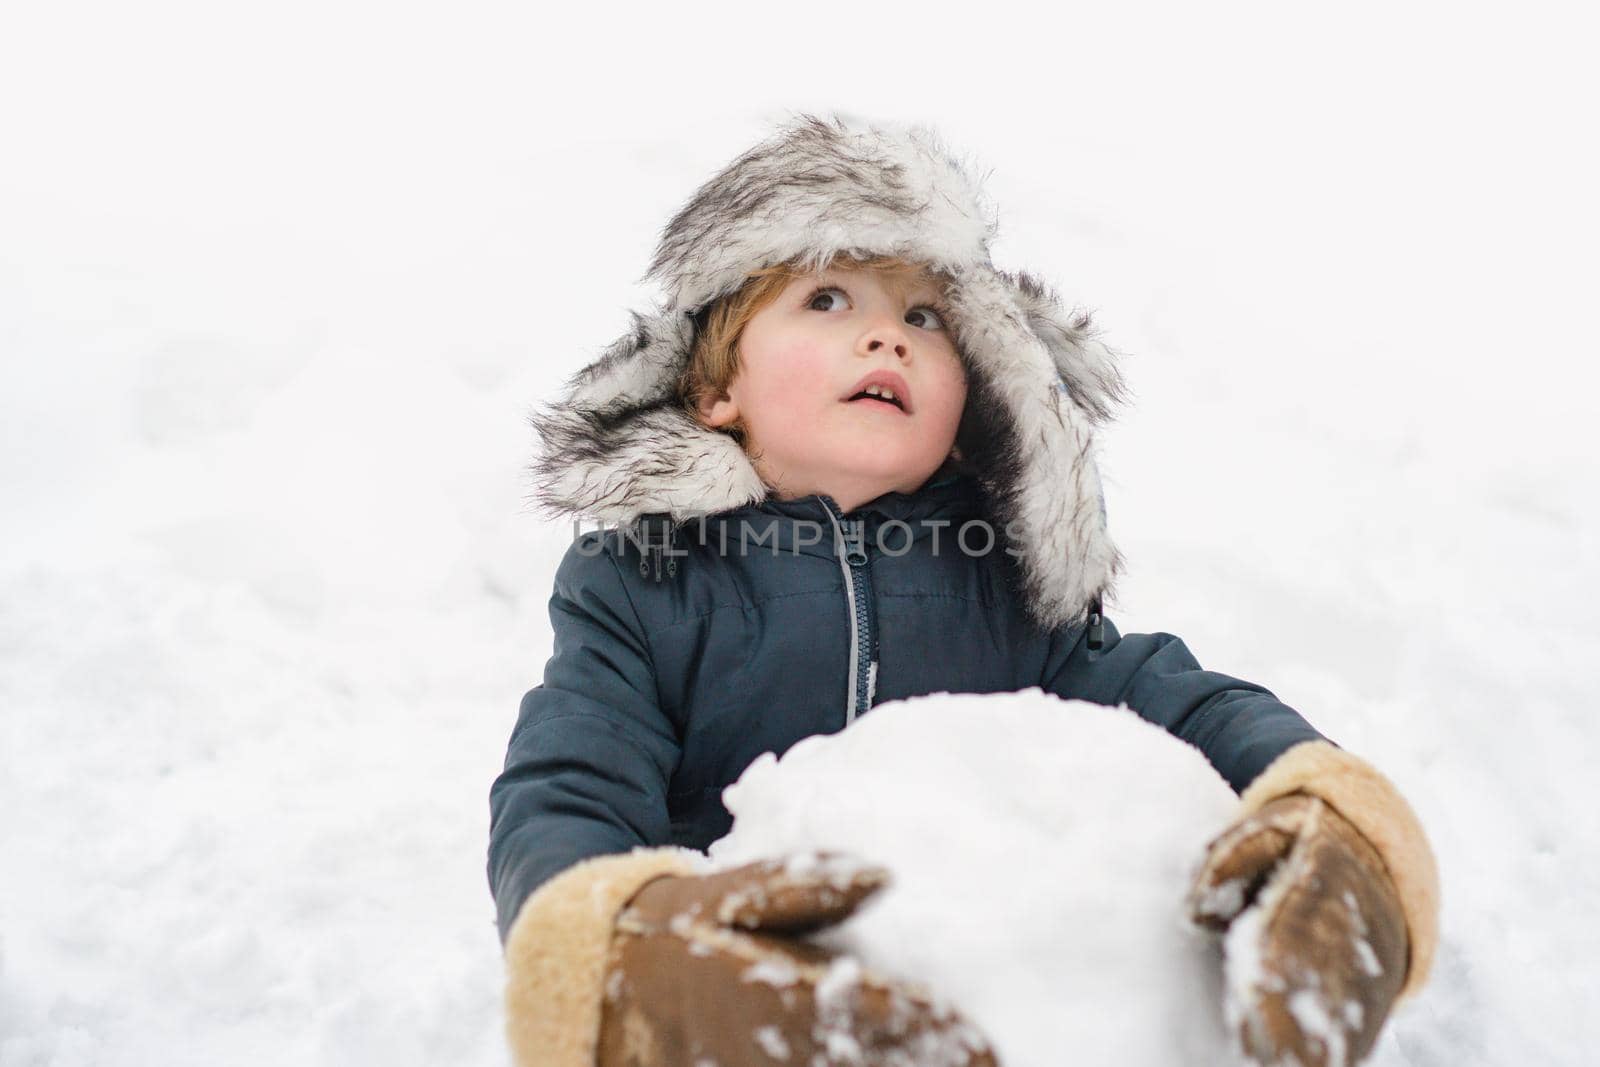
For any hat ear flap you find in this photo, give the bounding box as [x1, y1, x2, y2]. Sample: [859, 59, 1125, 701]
[1002, 269, 1129, 426]
[942, 264, 1124, 631]
[563, 306, 693, 416]
[530, 307, 768, 522]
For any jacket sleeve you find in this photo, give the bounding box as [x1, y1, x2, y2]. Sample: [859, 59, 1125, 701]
[487, 534, 682, 945]
[1041, 613, 1330, 793]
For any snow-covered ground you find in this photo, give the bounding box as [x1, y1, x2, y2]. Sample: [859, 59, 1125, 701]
[2, 2, 1596, 1064]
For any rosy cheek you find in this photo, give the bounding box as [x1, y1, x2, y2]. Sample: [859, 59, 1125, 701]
[752, 341, 833, 408]
[931, 366, 968, 422]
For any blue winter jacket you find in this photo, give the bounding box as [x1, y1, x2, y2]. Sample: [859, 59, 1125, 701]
[487, 466, 1329, 944]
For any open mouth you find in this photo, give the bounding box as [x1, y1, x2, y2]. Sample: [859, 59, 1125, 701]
[846, 390, 907, 412]
[841, 372, 913, 414]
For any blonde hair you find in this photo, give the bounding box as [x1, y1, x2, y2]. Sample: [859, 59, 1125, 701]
[676, 252, 956, 448]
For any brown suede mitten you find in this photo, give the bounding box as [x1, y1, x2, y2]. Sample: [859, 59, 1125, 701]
[1188, 793, 1409, 1067]
[598, 854, 999, 1067]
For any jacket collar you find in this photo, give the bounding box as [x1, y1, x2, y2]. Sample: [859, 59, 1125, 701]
[667, 461, 987, 561]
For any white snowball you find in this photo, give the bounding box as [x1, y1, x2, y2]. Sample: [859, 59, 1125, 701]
[708, 687, 1242, 1067]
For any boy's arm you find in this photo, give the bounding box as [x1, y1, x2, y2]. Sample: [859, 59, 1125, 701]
[487, 540, 1000, 1067]
[1041, 614, 1327, 792]
[490, 537, 717, 1067]
[487, 536, 685, 943]
[1042, 614, 1439, 1004]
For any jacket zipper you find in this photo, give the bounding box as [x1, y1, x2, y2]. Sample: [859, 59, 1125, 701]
[817, 495, 876, 726]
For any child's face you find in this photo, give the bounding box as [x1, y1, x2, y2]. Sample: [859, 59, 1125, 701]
[699, 264, 968, 511]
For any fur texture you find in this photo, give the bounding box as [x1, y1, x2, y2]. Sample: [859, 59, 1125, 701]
[528, 112, 1130, 631]
[1238, 740, 1441, 1001]
[503, 847, 704, 1067]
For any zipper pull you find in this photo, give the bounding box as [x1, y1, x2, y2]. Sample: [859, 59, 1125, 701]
[1086, 594, 1105, 651]
[841, 519, 868, 567]
[818, 495, 868, 566]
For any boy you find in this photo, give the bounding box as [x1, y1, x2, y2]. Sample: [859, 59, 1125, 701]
[490, 113, 1439, 1067]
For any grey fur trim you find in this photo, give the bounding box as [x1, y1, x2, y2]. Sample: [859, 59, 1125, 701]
[646, 114, 997, 314]
[528, 112, 1131, 631]
[529, 307, 769, 522]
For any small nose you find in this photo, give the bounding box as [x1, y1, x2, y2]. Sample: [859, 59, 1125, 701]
[858, 316, 912, 361]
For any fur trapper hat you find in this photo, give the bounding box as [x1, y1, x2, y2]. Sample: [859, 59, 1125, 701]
[529, 112, 1130, 632]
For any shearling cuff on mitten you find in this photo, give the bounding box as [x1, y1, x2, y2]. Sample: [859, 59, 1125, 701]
[1237, 740, 1440, 1001]
[503, 847, 706, 1067]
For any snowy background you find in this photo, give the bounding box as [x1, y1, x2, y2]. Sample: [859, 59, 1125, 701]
[2, 1, 1597, 1063]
